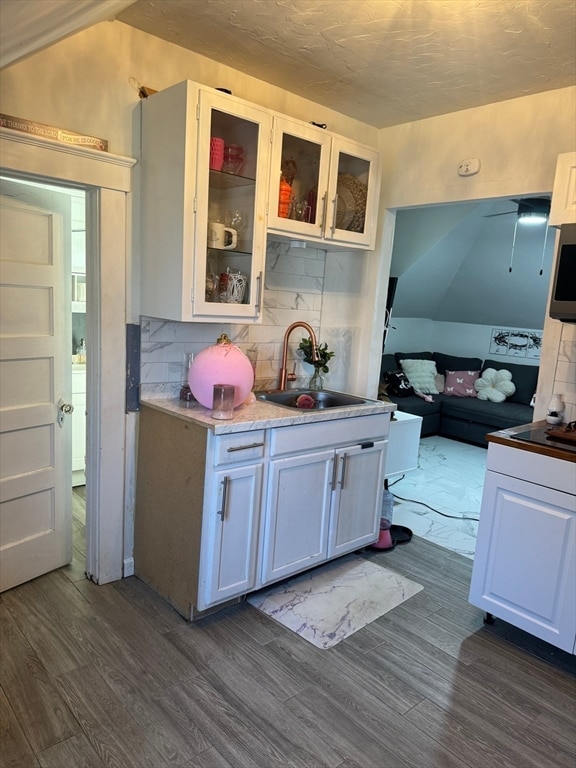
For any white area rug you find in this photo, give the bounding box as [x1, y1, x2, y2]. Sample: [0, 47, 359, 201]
[247, 555, 423, 649]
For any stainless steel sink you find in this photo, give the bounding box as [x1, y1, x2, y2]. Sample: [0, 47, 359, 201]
[255, 389, 368, 410]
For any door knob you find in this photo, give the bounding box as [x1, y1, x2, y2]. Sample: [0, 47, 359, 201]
[57, 398, 74, 427]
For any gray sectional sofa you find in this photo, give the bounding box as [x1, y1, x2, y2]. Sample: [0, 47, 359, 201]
[380, 351, 539, 446]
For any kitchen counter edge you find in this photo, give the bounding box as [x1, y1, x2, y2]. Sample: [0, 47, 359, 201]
[487, 421, 576, 463]
[140, 396, 395, 434]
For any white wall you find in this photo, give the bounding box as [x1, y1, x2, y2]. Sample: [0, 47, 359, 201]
[361, 86, 576, 400]
[140, 241, 352, 398]
[2, 23, 574, 403]
[386, 319, 541, 368]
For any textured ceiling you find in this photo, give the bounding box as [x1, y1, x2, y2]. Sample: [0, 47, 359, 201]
[117, 0, 576, 127]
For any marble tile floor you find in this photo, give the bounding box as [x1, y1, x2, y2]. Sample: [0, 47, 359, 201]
[387, 435, 487, 559]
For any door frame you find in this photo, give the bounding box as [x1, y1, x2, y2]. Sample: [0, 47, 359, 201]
[0, 126, 136, 584]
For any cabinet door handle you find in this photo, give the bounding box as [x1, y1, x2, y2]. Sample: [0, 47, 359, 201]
[226, 442, 265, 453]
[319, 192, 328, 231]
[339, 452, 348, 488]
[255, 271, 263, 314]
[218, 476, 229, 521]
[330, 456, 338, 492]
[330, 193, 338, 236]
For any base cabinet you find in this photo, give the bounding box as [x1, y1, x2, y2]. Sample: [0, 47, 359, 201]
[262, 421, 387, 584]
[262, 450, 334, 583]
[330, 442, 387, 556]
[469, 443, 576, 653]
[198, 462, 264, 611]
[135, 405, 390, 619]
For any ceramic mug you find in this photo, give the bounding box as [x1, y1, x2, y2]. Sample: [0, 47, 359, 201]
[207, 222, 237, 250]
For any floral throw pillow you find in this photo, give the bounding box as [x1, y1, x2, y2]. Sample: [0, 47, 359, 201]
[474, 368, 516, 403]
[444, 370, 480, 397]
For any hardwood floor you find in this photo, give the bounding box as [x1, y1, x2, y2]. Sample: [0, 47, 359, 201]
[1, 521, 575, 768]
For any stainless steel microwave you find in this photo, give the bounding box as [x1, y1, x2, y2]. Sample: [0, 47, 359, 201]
[549, 223, 576, 322]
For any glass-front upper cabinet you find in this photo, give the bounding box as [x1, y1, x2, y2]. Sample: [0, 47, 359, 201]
[194, 89, 271, 320]
[140, 81, 270, 323]
[267, 116, 381, 249]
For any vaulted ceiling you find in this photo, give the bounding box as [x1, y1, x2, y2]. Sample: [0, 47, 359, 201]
[390, 199, 555, 328]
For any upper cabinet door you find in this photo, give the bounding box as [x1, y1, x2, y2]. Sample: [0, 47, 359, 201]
[193, 89, 271, 321]
[140, 81, 270, 323]
[324, 137, 381, 249]
[267, 117, 332, 240]
[267, 116, 380, 249]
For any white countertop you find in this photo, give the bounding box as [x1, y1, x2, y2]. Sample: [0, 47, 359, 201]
[141, 394, 395, 435]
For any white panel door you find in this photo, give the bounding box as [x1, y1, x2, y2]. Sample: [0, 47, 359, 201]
[0, 181, 72, 591]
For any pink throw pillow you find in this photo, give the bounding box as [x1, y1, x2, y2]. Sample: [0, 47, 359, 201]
[445, 370, 480, 397]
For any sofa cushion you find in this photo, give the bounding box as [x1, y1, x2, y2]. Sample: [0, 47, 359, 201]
[433, 352, 483, 375]
[380, 354, 398, 375]
[439, 395, 533, 430]
[399, 358, 439, 394]
[394, 351, 433, 366]
[481, 359, 538, 405]
[444, 370, 480, 397]
[389, 394, 441, 416]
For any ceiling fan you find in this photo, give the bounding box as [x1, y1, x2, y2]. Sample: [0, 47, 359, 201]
[483, 197, 551, 222]
[485, 197, 552, 274]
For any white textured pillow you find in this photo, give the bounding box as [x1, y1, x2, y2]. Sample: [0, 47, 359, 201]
[399, 359, 439, 394]
[474, 368, 516, 403]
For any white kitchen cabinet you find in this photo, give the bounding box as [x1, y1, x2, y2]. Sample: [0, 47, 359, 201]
[469, 441, 576, 653]
[262, 417, 388, 584]
[135, 404, 390, 619]
[549, 151, 576, 227]
[198, 461, 264, 611]
[140, 80, 271, 322]
[72, 366, 86, 486]
[197, 428, 266, 610]
[267, 115, 381, 249]
[262, 449, 334, 583]
[329, 441, 387, 557]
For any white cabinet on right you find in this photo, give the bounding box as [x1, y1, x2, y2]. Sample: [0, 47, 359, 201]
[469, 441, 576, 653]
[549, 151, 576, 227]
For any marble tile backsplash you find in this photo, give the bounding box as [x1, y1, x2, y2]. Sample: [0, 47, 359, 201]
[140, 241, 349, 399]
[554, 323, 576, 424]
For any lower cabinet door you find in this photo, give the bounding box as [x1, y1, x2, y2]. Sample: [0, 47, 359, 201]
[198, 463, 263, 610]
[329, 440, 386, 557]
[469, 470, 576, 652]
[262, 449, 333, 584]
